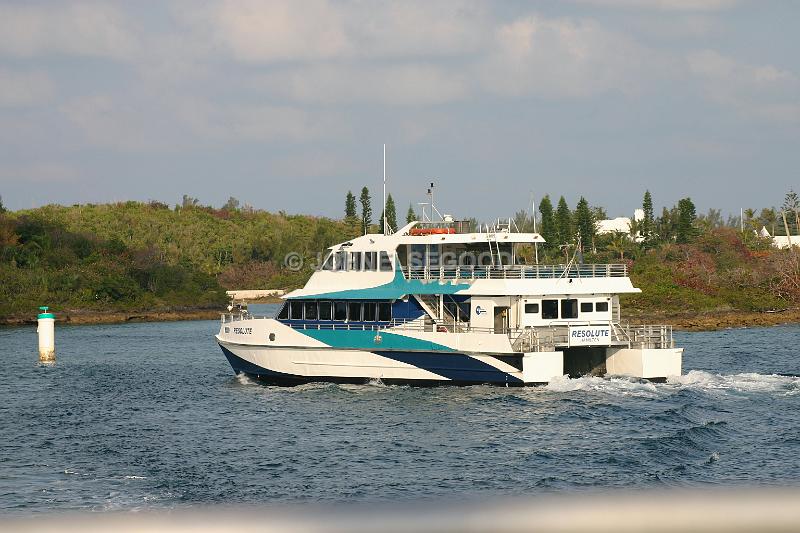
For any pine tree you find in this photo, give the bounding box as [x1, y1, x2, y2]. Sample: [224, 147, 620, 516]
[385, 194, 397, 232]
[345, 191, 357, 221]
[406, 204, 417, 223]
[677, 197, 698, 244]
[538, 195, 556, 248]
[574, 196, 595, 252]
[359, 186, 372, 234]
[555, 196, 573, 247]
[641, 190, 654, 246]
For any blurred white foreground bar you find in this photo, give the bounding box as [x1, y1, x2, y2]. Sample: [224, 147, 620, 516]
[5, 488, 800, 533]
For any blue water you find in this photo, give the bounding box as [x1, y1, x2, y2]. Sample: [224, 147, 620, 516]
[1, 307, 799, 515]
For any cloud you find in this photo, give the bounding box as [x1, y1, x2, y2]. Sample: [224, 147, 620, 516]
[0, 68, 54, 107]
[477, 16, 659, 98]
[568, 0, 737, 11]
[0, 3, 139, 60]
[189, 0, 488, 63]
[257, 63, 468, 106]
[688, 49, 800, 122]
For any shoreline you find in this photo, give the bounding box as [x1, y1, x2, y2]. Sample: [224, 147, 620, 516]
[2, 306, 799, 331]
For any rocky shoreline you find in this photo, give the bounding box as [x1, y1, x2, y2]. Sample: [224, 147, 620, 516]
[2, 306, 799, 331]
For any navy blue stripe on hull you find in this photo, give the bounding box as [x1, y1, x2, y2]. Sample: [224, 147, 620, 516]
[373, 350, 524, 385]
[219, 344, 524, 387]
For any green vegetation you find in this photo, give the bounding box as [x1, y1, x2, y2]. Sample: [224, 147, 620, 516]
[1, 188, 798, 322]
[525, 190, 800, 317]
[0, 200, 355, 319]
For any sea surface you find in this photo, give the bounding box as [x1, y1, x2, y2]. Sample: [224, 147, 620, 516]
[1, 305, 800, 515]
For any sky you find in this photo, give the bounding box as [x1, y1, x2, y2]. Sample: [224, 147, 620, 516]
[0, 0, 798, 221]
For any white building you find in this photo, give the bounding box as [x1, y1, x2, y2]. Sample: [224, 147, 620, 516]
[758, 226, 799, 249]
[595, 209, 645, 241]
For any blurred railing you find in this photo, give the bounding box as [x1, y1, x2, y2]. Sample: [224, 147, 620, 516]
[220, 314, 673, 352]
[401, 263, 627, 281]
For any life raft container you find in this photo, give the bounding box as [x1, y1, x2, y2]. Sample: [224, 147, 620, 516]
[409, 227, 456, 236]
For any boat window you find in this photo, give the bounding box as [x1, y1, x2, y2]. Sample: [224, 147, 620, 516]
[319, 301, 332, 320]
[429, 245, 440, 268]
[524, 303, 540, 314]
[322, 253, 334, 271]
[276, 303, 289, 319]
[364, 251, 377, 271]
[363, 302, 376, 321]
[348, 302, 362, 321]
[580, 302, 593, 313]
[409, 244, 426, 267]
[304, 301, 317, 320]
[335, 250, 347, 271]
[561, 299, 578, 319]
[542, 299, 558, 319]
[380, 251, 392, 271]
[350, 252, 362, 271]
[596, 301, 609, 312]
[290, 301, 304, 320]
[378, 302, 391, 322]
[334, 301, 347, 321]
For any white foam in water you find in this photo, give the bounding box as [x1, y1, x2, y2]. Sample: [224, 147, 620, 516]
[124, 475, 146, 480]
[669, 370, 800, 394]
[235, 373, 255, 386]
[545, 374, 659, 396]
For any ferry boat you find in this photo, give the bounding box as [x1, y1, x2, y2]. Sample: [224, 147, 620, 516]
[216, 215, 682, 385]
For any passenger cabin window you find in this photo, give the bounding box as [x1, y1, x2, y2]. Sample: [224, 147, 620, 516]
[335, 251, 347, 271]
[348, 302, 361, 321]
[580, 302, 593, 313]
[542, 299, 558, 319]
[350, 252, 362, 271]
[364, 252, 377, 271]
[277, 303, 289, 319]
[289, 301, 303, 320]
[379, 251, 392, 271]
[304, 301, 317, 320]
[322, 253, 334, 271]
[561, 299, 578, 319]
[378, 302, 391, 322]
[524, 303, 540, 314]
[334, 301, 347, 321]
[363, 302, 376, 321]
[319, 301, 332, 320]
[596, 301, 609, 312]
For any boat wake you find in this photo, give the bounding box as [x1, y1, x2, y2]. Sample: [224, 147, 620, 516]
[669, 370, 800, 394]
[543, 370, 800, 396]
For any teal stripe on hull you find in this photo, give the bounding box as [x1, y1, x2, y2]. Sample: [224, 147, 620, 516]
[297, 328, 455, 352]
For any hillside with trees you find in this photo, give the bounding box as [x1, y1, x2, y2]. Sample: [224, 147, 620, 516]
[0, 188, 798, 327]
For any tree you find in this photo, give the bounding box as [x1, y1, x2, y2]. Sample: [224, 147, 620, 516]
[0, 195, 6, 214]
[574, 196, 595, 252]
[641, 190, 654, 246]
[406, 204, 417, 224]
[222, 197, 240, 211]
[676, 197, 698, 243]
[181, 195, 199, 208]
[379, 193, 398, 233]
[555, 196, 573, 247]
[607, 231, 630, 260]
[538, 195, 557, 249]
[345, 191, 357, 222]
[783, 189, 800, 234]
[359, 187, 372, 234]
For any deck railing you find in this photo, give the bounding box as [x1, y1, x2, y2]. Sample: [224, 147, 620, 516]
[401, 263, 627, 281]
[221, 314, 672, 351]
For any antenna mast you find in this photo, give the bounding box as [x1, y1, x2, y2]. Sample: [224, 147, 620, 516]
[382, 144, 387, 236]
